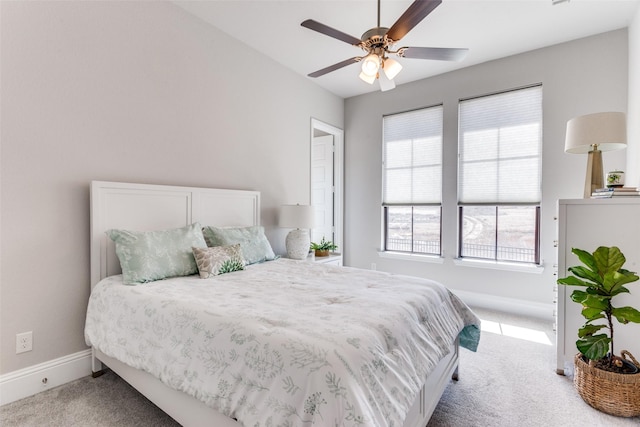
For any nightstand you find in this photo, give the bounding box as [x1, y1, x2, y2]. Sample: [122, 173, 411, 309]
[308, 253, 342, 266]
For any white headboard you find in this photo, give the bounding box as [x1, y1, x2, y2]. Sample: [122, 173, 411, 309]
[90, 181, 260, 288]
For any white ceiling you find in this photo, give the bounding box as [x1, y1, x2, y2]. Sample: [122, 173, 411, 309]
[173, 0, 640, 99]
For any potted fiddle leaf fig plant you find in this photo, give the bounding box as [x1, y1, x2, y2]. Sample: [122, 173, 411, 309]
[310, 237, 337, 257]
[557, 246, 640, 417]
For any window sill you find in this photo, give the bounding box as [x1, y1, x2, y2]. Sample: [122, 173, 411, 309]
[378, 251, 445, 264]
[453, 258, 544, 274]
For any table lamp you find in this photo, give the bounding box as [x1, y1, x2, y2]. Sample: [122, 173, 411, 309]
[564, 112, 627, 198]
[279, 204, 314, 260]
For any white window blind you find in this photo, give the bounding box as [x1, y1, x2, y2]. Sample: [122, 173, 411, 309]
[383, 106, 443, 205]
[458, 85, 542, 204]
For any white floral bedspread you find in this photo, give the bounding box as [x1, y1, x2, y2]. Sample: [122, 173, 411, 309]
[85, 259, 480, 427]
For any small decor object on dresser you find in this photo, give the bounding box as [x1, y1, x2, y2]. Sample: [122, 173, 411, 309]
[310, 237, 337, 257]
[591, 186, 640, 198]
[557, 246, 640, 417]
[606, 170, 625, 187]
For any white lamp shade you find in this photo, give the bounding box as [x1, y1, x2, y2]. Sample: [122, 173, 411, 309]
[383, 57, 403, 80]
[378, 70, 396, 92]
[279, 204, 314, 229]
[361, 53, 380, 76]
[358, 71, 376, 84]
[565, 112, 627, 154]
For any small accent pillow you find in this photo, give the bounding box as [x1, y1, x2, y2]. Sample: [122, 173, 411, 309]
[106, 223, 206, 285]
[192, 244, 245, 278]
[202, 225, 276, 265]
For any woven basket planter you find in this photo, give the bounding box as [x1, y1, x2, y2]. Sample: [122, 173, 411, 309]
[573, 351, 640, 417]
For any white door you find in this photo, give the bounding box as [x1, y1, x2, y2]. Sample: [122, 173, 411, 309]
[311, 134, 334, 245]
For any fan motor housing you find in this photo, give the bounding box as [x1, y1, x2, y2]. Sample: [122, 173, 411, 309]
[361, 27, 391, 50]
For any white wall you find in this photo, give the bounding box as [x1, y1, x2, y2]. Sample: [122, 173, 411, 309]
[0, 1, 343, 374]
[628, 5, 640, 187]
[344, 30, 628, 313]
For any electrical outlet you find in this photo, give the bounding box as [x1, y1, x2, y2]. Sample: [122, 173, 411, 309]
[16, 331, 33, 354]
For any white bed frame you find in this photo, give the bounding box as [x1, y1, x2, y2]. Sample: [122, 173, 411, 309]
[89, 180, 459, 427]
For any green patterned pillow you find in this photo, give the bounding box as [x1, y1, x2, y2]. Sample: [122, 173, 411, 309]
[202, 225, 276, 265]
[106, 223, 206, 284]
[192, 244, 245, 278]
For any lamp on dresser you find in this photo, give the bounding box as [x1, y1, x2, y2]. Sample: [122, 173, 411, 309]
[564, 112, 627, 198]
[279, 204, 314, 260]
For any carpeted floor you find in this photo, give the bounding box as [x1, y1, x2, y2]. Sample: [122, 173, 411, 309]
[2, 308, 639, 426]
[428, 309, 639, 427]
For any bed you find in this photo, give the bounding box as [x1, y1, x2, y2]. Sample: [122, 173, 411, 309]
[86, 180, 480, 427]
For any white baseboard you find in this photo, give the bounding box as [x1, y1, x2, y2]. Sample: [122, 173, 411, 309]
[0, 349, 92, 406]
[451, 288, 555, 320]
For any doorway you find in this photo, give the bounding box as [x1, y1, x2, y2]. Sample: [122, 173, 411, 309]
[310, 119, 344, 258]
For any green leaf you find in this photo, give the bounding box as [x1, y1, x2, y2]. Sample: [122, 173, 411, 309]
[593, 246, 626, 275]
[580, 294, 610, 311]
[567, 266, 602, 287]
[578, 324, 607, 338]
[572, 248, 597, 272]
[611, 306, 640, 324]
[570, 290, 588, 304]
[557, 276, 589, 287]
[619, 268, 640, 277]
[581, 307, 605, 321]
[608, 270, 640, 294]
[576, 334, 610, 361]
[610, 286, 630, 297]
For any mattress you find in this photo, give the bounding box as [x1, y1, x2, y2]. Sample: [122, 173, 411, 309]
[85, 258, 480, 426]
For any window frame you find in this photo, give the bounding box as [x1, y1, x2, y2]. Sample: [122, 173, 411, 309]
[457, 85, 543, 265]
[382, 104, 444, 256]
[457, 204, 541, 264]
[383, 205, 442, 256]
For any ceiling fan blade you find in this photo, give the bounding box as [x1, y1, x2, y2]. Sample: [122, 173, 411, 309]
[386, 0, 442, 42]
[301, 19, 362, 46]
[308, 57, 360, 78]
[399, 47, 468, 61]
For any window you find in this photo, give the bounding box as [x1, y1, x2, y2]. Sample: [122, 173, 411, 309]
[383, 105, 443, 255]
[458, 85, 542, 264]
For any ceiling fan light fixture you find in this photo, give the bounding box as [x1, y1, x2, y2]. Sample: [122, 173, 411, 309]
[378, 71, 396, 92]
[361, 53, 381, 76]
[382, 57, 402, 80]
[358, 71, 376, 84]
[301, 0, 469, 90]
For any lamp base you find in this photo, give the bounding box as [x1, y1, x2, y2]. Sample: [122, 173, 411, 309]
[285, 229, 310, 260]
[584, 149, 604, 198]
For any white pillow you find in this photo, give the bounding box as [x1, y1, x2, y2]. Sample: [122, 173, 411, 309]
[106, 223, 206, 284]
[202, 225, 276, 265]
[192, 244, 245, 278]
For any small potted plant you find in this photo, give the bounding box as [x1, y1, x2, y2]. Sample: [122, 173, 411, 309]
[557, 246, 640, 417]
[310, 237, 337, 257]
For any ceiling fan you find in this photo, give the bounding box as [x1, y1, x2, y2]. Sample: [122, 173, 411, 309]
[301, 0, 468, 91]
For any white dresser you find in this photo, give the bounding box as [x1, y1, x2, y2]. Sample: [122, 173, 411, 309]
[556, 198, 640, 374]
